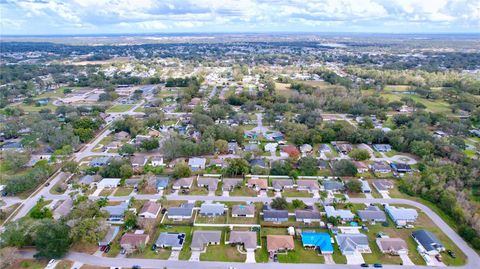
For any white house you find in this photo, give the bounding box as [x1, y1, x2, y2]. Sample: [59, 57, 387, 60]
[97, 178, 121, 189]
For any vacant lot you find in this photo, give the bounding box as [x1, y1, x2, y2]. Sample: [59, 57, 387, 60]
[106, 104, 135, 112]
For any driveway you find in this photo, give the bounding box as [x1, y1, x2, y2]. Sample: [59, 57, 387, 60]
[245, 250, 256, 263]
[345, 252, 364, 265]
[208, 191, 215, 196]
[168, 251, 180, 261]
[189, 250, 201, 261]
[91, 187, 104, 197]
[222, 191, 230, 197]
[324, 254, 335, 264]
[399, 254, 414, 265]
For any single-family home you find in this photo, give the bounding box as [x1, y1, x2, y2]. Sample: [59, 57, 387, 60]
[199, 203, 226, 217]
[89, 157, 111, 167]
[272, 179, 294, 192]
[120, 232, 150, 253]
[125, 178, 141, 188]
[373, 144, 392, 152]
[98, 226, 120, 247]
[247, 178, 268, 191]
[172, 177, 194, 190]
[209, 158, 225, 168]
[370, 161, 391, 173]
[150, 156, 165, 167]
[222, 178, 243, 191]
[154, 232, 186, 250]
[78, 175, 96, 185]
[319, 144, 331, 153]
[244, 144, 259, 152]
[138, 201, 161, 219]
[372, 180, 393, 192]
[353, 161, 369, 173]
[97, 178, 121, 189]
[322, 181, 344, 192]
[154, 177, 170, 192]
[264, 131, 284, 141]
[325, 206, 355, 221]
[301, 232, 333, 254]
[231, 204, 255, 218]
[267, 235, 294, 254]
[357, 206, 387, 223]
[249, 158, 266, 168]
[131, 156, 147, 168]
[318, 160, 329, 170]
[412, 230, 445, 255]
[263, 209, 289, 223]
[227, 142, 238, 154]
[197, 177, 219, 192]
[264, 143, 278, 153]
[105, 141, 121, 151]
[102, 202, 129, 223]
[296, 180, 320, 193]
[333, 142, 353, 154]
[190, 230, 222, 251]
[336, 234, 371, 255]
[390, 163, 412, 173]
[167, 203, 194, 221]
[360, 180, 371, 193]
[295, 210, 321, 223]
[0, 141, 24, 152]
[188, 157, 206, 171]
[300, 144, 313, 155]
[114, 131, 130, 141]
[385, 205, 418, 226]
[376, 238, 408, 255]
[228, 231, 258, 251]
[53, 199, 73, 220]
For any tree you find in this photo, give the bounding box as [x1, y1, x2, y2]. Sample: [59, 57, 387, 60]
[348, 149, 371, 161]
[410, 140, 434, 157]
[61, 160, 78, 173]
[327, 216, 341, 226]
[35, 221, 71, 259]
[123, 211, 137, 230]
[172, 162, 191, 179]
[332, 160, 358, 176]
[140, 139, 159, 151]
[292, 199, 306, 209]
[298, 157, 318, 176]
[0, 247, 18, 269]
[119, 144, 136, 156]
[3, 151, 30, 172]
[215, 139, 228, 154]
[224, 158, 249, 176]
[29, 198, 53, 219]
[270, 161, 292, 175]
[345, 180, 362, 193]
[271, 197, 288, 210]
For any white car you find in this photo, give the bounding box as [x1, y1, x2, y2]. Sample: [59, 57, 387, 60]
[47, 259, 56, 268]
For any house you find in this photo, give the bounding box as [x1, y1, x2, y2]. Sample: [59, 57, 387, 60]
[89, 157, 111, 167]
[154, 232, 186, 250]
[232, 204, 255, 218]
[267, 235, 294, 254]
[272, 179, 294, 192]
[357, 206, 387, 223]
[333, 142, 353, 154]
[247, 178, 268, 191]
[370, 161, 391, 173]
[138, 201, 161, 219]
[105, 141, 121, 151]
[97, 178, 121, 189]
[0, 141, 24, 152]
[300, 144, 313, 155]
[154, 177, 170, 192]
[360, 180, 371, 193]
[390, 163, 412, 173]
[190, 230, 221, 251]
[120, 232, 150, 253]
[319, 144, 331, 153]
[244, 144, 259, 152]
[167, 203, 194, 220]
[222, 178, 243, 191]
[53, 199, 73, 220]
[172, 177, 194, 190]
[412, 230, 445, 255]
[336, 234, 371, 255]
[296, 180, 320, 193]
[131, 156, 147, 167]
[197, 177, 219, 191]
[325, 206, 354, 221]
[353, 161, 369, 173]
[264, 143, 278, 153]
[301, 232, 333, 254]
[150, 156, 165, 167]
[228, 231, 257, 251]
[199, 203, 226, 217]
[209, 158, 225, 168]
[372, 180, 393, 192]
[98, 226, 120, 247]
[125, 178, 141, 187]
[249, 158, 266, 168]
[102, 202, 129, 223]
[263, 209, 289, 222]
[376, 238, 408, 255]
[295, 210, 321, 223]
[385, 205, 418, 226]
[227, 142, 238, 154]
[318, 160, 329, 170]
[188, 157, 206, 171]
[373, 144, 392, 152]
[264, 131, 285, 141]
[322, 181, 344, 192]
[78, 175, 96, 185]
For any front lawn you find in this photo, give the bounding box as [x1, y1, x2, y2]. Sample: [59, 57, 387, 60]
[277, 239, 325, 263]
[106, 104, 135, 113]
[113, 187, 133, 196]
[282, 189, 313, 198]
[200, 243, 246, 262]
[230, 186, 258, 197]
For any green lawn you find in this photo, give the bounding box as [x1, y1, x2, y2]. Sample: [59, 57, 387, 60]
[200, 242, 246, 262]
[195, 215, 227, 224]
[113, 187, 133, 196]
[282, 189, 313, 198]
[14, 260, 48, 269]
[381, 93, 452, 114]
[230, 186, 258, 197]
[106, 104, 135, 113]
[332, 240, 347, 264]
[277, 239, 325, 263]
[255, 238, 269, 263]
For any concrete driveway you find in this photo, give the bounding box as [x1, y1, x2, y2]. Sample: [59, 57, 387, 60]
[345, 252, 364, 264]
[245, 250, 256, 263]
[399, 254, 414, 265]
[168, 251, 180, 261]
[222, 191, 230, 197]
[189, 251, 201, 261]
[324, 254, 335, 264]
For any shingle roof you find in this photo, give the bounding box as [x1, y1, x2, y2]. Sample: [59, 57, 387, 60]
[229, 231, 257, 249]
[295, 210, 321, 220]
[222, 178, 243, 190]
[155, 232, 186, 249]
[267, 235, 294, 252]
[336, 234, 369, 253]
[200, 203, 225, 215]
[232, 204, 255, 216]
[191, 231, 221, 249]
[297, 180, 320, 190]
[412, 230, 444, 252]
[357, 206, 386, 221]
[120, 233, 149, 247]
[325, 206, 354, 220]
[168, 203, 194, 217]
[263, 209, 288, 219]
[139, 201, 161, 216]
[197, 178, 219, 191]
[272, 179, 294, 190]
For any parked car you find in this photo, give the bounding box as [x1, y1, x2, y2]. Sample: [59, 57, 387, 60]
[435, 255, 443, 262]
[360, 263, 369, 267]
[405, 224, 414, 229]
[132, 266, 141, 269]
[104, 245, 111, 253]
[120, 248, 126, 254]
[273, 254, 278, 262]
[447, 250, 456, 258]
[161, 208, 167, 214]
[374, 264, 383, 268]
[100, 245, 107, 251]
[151, 244, 157, 251]
[47, 259, 56, 268]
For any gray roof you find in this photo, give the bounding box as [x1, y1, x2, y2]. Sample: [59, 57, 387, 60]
[272, 179, 294, 190]
[229, 231, 257, 249]
[191, 231, 221, 249]
[412, 230, 444, 252]
[173, 177, 194, 188]
[297, 180, 320, 190]
[385, 206, 418, 221]
[336, 234, 369, 253]
[200, 203, 225, 215]
[53, 199, 73, 218]
[232, 204, 255, 216]
[102, 202, 129, 217]
[168, 203, 194, 217]
[222, 178, 243, 191]
[295, 210, 321, 220]
[154, 232, 186, 249]
[79, 175, 95, 185]
[188, 157, 206, 167]
[357, 206, 386, 222]
[99, 226, 120, 246]
[372, 180, 393, 191]
[263, 209, 288, 219]
[323, 181, 344, 191]
[197, 178, 219, 191]
[325, 206, 354, 220]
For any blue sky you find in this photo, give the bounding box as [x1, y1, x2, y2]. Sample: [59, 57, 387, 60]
[1, 0, 479, 35]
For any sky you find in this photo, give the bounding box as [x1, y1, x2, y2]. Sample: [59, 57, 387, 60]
[1, 0, 479, 35]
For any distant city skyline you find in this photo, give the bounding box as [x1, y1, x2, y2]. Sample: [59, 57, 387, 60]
[1, 0, 479, 35]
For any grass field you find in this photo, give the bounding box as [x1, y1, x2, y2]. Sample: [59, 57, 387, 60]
[381, 93, 451, 114]
[113, 187, 133, 196]
[277, 239, 325, 263]
[106, 104, 135, 113]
